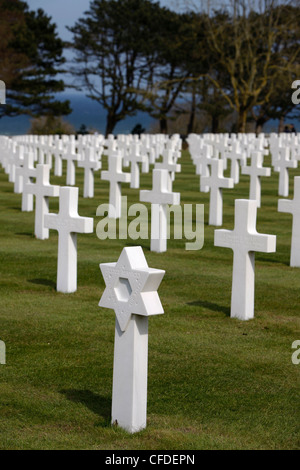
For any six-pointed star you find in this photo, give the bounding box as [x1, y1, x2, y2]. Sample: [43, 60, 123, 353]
[99, 246, 165, 331]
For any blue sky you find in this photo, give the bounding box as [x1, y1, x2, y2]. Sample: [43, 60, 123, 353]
[26, 0, 178, 41]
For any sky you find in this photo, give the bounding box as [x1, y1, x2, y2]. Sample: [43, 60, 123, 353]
[26, 0, 179, 41]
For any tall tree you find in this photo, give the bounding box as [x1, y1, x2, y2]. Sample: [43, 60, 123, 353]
[0, 0, 71, 119]
[251, 3, 300, 132]
[202, 1, 300, 132]
[68, 0, 163, 136]
[140, 10, 193, 134]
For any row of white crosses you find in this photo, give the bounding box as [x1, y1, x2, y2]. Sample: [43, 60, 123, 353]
[0, 138, 166, 433]
[1, 134, 183, 294]
[5, 133, 181, 202]
[0, 136, 98, 291]
[188, 132, 299, 220]
[12, 134, 104, 197]
[20, 163, 93, 293]
[1, 135, 183, 260]
[0, 133, 299, 435]
[1, 133, 298, 259]
[187, 132, 300, 321]
[101, 135, 181, 224]
[214, 173, 300, 320]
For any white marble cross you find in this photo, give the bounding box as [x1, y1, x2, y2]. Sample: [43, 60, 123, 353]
[38, 136, 52, 168]
[201, 159, 234, 226]
[15, 152, 37, 212]
[226, 141, 246, 184]
[53, 136, 63, 177]
[126, 142, 149, 189]
[44, 186, 94, 292]
[241, 152, 271, 207]
[155, 149, 181, 192]
[104, 135, 117, 157]
[78, 146, 101, 198]
[63, 137, 78, 186]
[187, 133, 203, 163]
[215, 199, 276, 320]
[12, 145, 24, 192]
[278, 176, 300, 267]
[6, 140, 17, 182]
[101, 151, 131, 218]
[140, 169, 180, 252]
[274, 147, 297, 197]
[24, 164, 60, 239]
[214, 135, 229, 169]
[99, 246, 165, 433]
[269, 134, 282, 166]
[195, 145, 212, 192]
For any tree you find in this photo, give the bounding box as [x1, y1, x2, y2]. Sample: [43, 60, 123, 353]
[251, 4, 300, 132]
[202, 1, 300, 132]
[68, 0, 163, 136]
[0, 0, 71, 119]
[131, 123, 145, 135]
[29, 115, 75, 135]
[140, 10, 193, 134]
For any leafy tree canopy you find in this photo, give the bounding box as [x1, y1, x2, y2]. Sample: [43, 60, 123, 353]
[0, 0, 71, 119]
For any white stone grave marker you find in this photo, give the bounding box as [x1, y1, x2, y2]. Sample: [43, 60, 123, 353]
[195, 145, 212, 193]
[126, 142, 148, 189]
[227, 141, 246, 184]
[53, 136, 63, 177]
[201, 159, 234, 226]
[99, 246, 165, 433]
[215, 199, 276, 320]
[78, 146, 101, 198]
[24, 164, 60, 239]
[274, 147, 297, 197]
[44, 186, 94, 292]
[13, 145, 24, 192]
[140, 169, 180, 252]
[101, 151, 131, 218]
[278, 176, 300, 267]
[15, 152, 37, 212]
[63, 137, 78, 186]
[155, 148, 181, 192]
[241, 152, 271, 207]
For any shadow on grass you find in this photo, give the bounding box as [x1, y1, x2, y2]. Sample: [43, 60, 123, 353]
[28, 278, 56, 290]
[60, 389, 111, 426]
[257, 256, 290, 266]
[16, 232, 35, 237]
[187, 299, 230, 317]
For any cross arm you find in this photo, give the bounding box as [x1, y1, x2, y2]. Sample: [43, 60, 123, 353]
[278, 198, 293, 215]
[214, 229, 234, 250]
[140, 190, 180, 206]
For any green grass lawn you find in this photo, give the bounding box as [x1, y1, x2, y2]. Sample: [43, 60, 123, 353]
[0, 148, 299, 450]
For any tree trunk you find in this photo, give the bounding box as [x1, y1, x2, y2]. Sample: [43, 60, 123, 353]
[255, 117, 268, 135]
[187, 89, 196, 135]
[212, 114, 219, 133]
[278, 115, 285, 133]
[159, 117, 168, 134]
[105, 114, 118, 137]
[237, 109, 247, 133]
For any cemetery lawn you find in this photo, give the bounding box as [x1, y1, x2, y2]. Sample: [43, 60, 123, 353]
[0, 149, 299, 450]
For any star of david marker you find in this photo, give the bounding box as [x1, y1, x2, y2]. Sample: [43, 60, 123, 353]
[99, 246, 165, 433]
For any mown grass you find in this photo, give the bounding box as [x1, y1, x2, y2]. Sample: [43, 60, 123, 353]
[0, 147, 299, 450]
